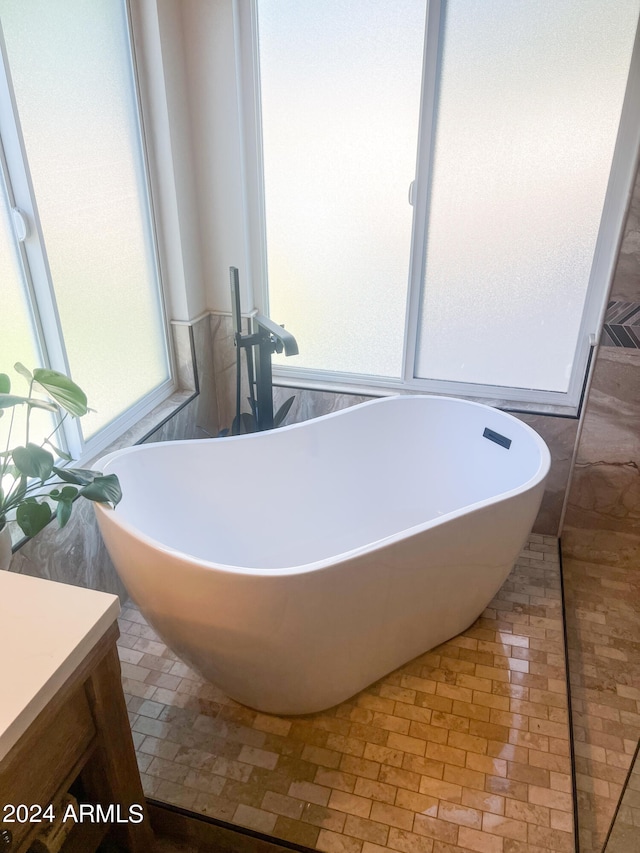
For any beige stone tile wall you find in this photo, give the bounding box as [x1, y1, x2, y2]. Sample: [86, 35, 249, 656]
[559, 160, 640, 852]
[119, 536, 575, 853]
[603, 745, 640, 852]
[563, 348, 640, 535]
[561, 528, 640, 853]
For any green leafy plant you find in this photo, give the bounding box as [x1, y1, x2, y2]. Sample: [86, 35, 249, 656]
[218, 395, 295, 437]
[0, 363, 122, 539]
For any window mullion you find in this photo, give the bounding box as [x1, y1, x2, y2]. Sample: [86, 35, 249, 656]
[565, 15, 640, 408]
[402, 0, 443, 385]
[235, 0, 268, 316]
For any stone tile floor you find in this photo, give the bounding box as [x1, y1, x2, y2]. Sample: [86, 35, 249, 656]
[562, 527, 640, 853]
[118, 534, 575, 853]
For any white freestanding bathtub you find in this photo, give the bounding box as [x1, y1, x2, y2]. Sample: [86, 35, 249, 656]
[94, 395, 550, 714]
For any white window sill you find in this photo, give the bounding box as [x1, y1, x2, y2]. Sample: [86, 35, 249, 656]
[272, 370, 584, 420]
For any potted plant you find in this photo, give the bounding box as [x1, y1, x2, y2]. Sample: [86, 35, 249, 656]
[0, 363, 122, 569]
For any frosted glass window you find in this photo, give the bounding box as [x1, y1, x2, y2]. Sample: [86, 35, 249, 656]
[1, 0, 169, 436]
[258, 0, 426, 377]
[415, 0, 640, 392]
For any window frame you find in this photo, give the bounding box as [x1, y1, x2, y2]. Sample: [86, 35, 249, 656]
[0, 0, 175, 464]
[235, 0, 640, 415]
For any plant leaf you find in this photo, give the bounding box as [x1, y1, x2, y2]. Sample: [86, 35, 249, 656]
[14, 362, 32, 382]
[240, 411, 257, 434]
[79, 474, 122, 506]
[56, 499, 73, 528]
[32, 368, 88, 417]
[0, 393, 58, 411]
[52, 466, 98, 486]
[49, 485, 79, 502]
[0, 395, 23, 410]
[0, 373, 10, 394]
[273, 395, 295, 428]
[16, 499, 52, 537]
[13, 443, 54, 482]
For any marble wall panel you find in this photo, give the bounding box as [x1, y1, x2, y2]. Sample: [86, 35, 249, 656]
[561, 525, 640, 569]
[564, 348, 640, 533]
[563, 162, 640, 534]
[121, 315, 218, 445]
[515, 412, 579, 535]
[8, 496, 127, 597]
[272, 386, 374, 424]
[191, 313, 220, 438]
[171, 321, 197, 391]
[164, 316, 220, 440]
[610, 164, 640, 303]
[210, 313, 251, 434]
[604, 747, 640, 853]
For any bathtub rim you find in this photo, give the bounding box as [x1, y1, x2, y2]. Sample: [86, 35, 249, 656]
[93, 394, 550, 578]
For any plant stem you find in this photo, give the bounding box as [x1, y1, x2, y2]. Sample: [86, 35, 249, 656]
[25, 378, 33, 446]
[0, 405, 16, 483]
[42, 411, 68, 450]
[2, 476, 70, 516]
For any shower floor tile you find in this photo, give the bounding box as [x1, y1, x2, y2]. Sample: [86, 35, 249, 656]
[119, 535, 575, 852]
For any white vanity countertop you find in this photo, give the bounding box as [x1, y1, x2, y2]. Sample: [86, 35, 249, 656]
[0, 571, 120, 761]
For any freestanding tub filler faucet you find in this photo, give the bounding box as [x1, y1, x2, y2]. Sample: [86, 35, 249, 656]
[230, 266, 298, 432]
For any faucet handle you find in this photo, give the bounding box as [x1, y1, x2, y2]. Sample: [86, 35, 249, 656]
[254, 313, 299, 357]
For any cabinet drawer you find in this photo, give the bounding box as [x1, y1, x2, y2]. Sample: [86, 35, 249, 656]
[0, 685, 95, 851]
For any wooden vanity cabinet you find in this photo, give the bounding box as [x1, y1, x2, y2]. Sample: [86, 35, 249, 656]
[0, 622, 154, 853]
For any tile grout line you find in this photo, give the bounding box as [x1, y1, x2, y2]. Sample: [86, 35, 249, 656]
[558, 536, 581, 853]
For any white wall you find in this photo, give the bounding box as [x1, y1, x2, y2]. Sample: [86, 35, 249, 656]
[180, 0, 253, 315]
[134, 0, 247, 322]
[133, 0, 206, 321]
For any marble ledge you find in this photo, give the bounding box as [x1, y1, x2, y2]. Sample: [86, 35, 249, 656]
[574, 349, 640, 466]
[563, 461, 640, 536]
[86, 390, 197, 463]
[561, 524, 640, 567]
